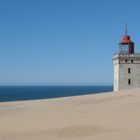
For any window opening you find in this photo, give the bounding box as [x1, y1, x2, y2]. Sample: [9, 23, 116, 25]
[128, 68, 131, 74]
[128, 79, 131, 85]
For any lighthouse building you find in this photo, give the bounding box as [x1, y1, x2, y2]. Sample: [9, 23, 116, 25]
[113, 27, 140, 91]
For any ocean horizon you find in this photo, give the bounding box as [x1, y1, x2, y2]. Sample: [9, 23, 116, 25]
[0, 85, 113, 102]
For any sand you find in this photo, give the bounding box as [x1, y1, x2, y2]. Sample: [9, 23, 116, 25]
[0, 88, 140, 140]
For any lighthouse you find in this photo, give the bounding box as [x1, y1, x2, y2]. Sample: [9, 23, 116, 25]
[113, 25, 140, 91]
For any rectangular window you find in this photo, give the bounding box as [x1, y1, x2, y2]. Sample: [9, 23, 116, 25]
[128, 79, 131, 85]
[125, 60, 128, 63]
[128, 68, 131, 74]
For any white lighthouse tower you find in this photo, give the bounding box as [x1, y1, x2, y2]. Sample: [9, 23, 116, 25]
[113, 25, 140, 91]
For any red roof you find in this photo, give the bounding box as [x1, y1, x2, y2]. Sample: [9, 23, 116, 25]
[120, 35, 133, 44]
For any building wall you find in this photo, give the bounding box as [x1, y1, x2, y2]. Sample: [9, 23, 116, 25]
[119, 63, 140, 90]
[114, 60, 119, 91]
[113, 54, 140, 91]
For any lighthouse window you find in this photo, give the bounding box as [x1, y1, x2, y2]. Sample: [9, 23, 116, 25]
[128, 79, 131, 85]
[125, 60, 128, 63]
[128, 68, 131, 74]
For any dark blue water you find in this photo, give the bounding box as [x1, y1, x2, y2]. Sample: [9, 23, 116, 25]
[0, 85, 113, 102]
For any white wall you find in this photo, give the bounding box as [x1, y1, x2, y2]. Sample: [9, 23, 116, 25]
[113, 54, 140, 91]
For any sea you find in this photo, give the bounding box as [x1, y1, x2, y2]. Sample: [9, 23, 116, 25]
[0, 85, 113, 102]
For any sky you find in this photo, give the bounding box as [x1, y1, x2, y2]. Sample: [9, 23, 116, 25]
[0, 0, 140, 85]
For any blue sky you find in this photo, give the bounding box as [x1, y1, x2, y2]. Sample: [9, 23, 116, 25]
[0, 0, 140, 85]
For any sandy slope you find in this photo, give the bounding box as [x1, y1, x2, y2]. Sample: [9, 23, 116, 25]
[0, 88, 140, 140]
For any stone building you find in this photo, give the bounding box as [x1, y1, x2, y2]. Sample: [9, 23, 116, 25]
[113, 26, 140, 91]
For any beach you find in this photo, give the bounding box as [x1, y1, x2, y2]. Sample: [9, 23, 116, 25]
[0, 88, 140, 140]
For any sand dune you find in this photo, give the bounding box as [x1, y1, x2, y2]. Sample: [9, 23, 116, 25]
[0, 88, 140, 140]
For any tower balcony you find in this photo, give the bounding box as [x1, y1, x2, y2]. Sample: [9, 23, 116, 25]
[113, 53, 140, 64]
[113, 53, 140, 59]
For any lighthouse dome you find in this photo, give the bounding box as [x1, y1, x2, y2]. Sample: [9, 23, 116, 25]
[120, 35, 133, 44]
